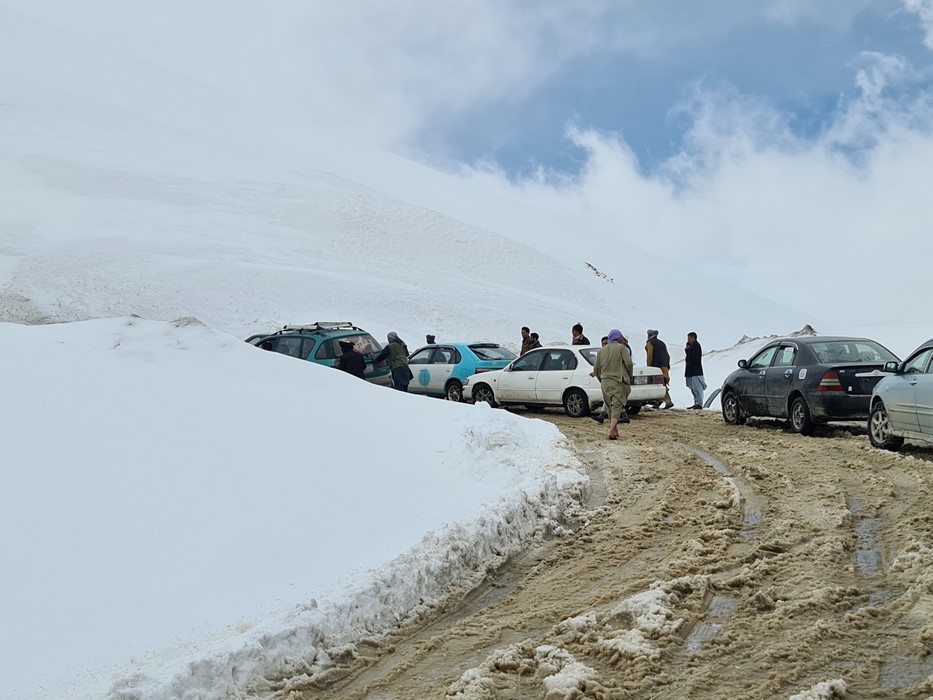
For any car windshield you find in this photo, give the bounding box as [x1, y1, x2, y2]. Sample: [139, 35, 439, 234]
[809, 340, 898, 364]
[470, 344, 516, 361]
[580, 348, 598, 366]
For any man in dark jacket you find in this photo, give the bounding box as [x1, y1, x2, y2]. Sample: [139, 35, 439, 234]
[571, 323, 590, 345]
[685, 332, 707, 409]
[646, 329, 674, 409]
[336, 340, 366, 379]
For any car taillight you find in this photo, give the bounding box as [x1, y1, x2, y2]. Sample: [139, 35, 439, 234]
[817, 370, 844, 392]
[654, 375, 665, 384]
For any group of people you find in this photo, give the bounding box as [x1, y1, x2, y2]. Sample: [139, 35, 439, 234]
[335, 323, 708, 421]
[521, 324, 705, 439]
[585, 326, 707, 439]
[335, 331, 415, 391]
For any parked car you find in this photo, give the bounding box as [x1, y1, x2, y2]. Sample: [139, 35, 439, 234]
[462, 345, 666, 417]
[246, 322, 392, 386]
[868, 338, 933, 450]
[406, 342, 516, 401]
[720, 336, 900, 435]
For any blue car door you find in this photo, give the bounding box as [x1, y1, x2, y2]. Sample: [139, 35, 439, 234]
[408, 347, 435, 395]
[427, 346, 459, 396]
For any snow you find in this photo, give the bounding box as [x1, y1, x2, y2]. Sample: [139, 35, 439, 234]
[0, 3, 927, 699]
[0, 317, 584, 699]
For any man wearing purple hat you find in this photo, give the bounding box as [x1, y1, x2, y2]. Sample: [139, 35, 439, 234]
[593, 329, 634, 440]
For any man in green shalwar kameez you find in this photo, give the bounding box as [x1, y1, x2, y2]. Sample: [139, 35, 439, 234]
[593, 329, 633, 440]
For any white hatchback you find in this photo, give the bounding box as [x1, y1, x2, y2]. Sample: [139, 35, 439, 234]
[462, 345, 666, 417]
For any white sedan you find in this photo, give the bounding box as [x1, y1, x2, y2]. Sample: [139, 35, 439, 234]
[462, 345, 666, 417]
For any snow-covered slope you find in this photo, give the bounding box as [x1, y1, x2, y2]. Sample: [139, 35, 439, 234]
[0, 4, 814, 351]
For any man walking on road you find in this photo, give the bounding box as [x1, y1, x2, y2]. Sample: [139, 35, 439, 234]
[593, 329, 633, 440]
[685, 332, 707, 409]
[646, 329, 674, 409]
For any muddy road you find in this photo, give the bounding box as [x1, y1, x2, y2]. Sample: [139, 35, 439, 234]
[277, 409, 933, 699]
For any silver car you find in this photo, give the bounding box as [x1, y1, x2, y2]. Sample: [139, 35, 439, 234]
[868, 338, 933, 450]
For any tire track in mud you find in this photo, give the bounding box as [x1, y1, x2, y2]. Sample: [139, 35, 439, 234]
[277, 410, 933, 700]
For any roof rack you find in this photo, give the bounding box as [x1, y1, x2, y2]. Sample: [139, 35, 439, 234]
[274, 321, 363, 334]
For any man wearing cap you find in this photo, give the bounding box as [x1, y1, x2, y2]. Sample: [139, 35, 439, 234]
[336, 339, 366, 379]
[593, 329, 634, 440]
[646, 329, 674, 409]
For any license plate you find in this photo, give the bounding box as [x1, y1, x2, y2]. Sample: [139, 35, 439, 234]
[633, 376, 649, 385]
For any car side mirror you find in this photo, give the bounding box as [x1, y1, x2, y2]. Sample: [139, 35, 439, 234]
[738, 359, 748, 369]
[884, 360, 899, 373]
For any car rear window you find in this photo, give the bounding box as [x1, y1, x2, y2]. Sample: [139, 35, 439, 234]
[469, 344, 516, 361]
[809, 340, 898, 364]
[315, 333, 382, 360]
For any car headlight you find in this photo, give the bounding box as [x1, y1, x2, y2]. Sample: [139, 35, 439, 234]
[463, 378, 471, 387]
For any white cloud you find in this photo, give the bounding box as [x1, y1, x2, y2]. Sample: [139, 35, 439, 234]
[904, 0, 933, 49]
[449, 56, 933, 328]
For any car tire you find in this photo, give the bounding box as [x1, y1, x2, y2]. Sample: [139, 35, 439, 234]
[626, 403, 642, 416]
[868, 400, 904, 451]
[721, 390, 746, 425]
[563, 388, 590, 418]
[446, 380, 463, 402]
[790, 396, 814, 435]
[472, 383, 497, 407]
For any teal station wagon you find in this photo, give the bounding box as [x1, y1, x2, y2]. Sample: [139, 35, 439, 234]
[247, 322, 392, 386]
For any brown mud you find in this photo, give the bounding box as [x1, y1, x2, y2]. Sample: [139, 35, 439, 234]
[274, 409, 933, 700]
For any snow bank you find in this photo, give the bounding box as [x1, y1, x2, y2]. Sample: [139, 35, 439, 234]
[0, 317, 585, 700]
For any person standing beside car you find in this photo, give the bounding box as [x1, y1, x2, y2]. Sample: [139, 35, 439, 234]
[373, 332, 413, 392]
[646, 329, 674, 409]
[685, 332, 707, 409]
[571, 323, 590, 345]
[520, 326, 533, 355]
[336, 340, 366, 379]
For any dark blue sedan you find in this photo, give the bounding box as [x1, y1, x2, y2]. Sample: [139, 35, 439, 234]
[720, 336, 900, 435]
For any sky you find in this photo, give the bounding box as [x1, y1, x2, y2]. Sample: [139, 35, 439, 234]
[0, 3, 930, 697]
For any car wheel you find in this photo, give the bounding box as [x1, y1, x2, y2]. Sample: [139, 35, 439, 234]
[626, 403, 642, 416]
[563, 389, 590, 418]
[721, 390, 746, 425]
[790, 396, 814, 435]
[472, 383, 497, 407]
[446, 380, 463, 402]
[868, 401, 904, 450]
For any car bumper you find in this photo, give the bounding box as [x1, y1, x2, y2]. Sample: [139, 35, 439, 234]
[629, 384, 667, 404]
[807, 392, 872, 421]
